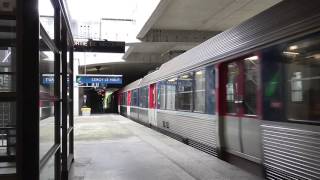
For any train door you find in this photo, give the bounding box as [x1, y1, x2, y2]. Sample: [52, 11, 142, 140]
[117, 93, 121, 114]
[148, 84, 157, 126]
[223, 55, 262, 162]
[127, 90, 131, 117]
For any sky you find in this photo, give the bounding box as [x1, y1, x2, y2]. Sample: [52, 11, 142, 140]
[67, 0, 140, 21]
[67, 0, 160, 66]
[39, 0, 161, 66]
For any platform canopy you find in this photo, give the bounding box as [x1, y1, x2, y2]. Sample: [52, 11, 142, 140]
[65, 0, 282, 86]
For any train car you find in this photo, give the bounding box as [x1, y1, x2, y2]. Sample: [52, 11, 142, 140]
[119, 1, 320, 179]
[118, 79, 142, 119]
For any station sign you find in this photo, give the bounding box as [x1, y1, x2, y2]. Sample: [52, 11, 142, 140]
[76, 74, 122, 85]
[42, 74, 123, 86]
[41, 74, 69, 85]
[74, 39, 125, 53]
[42, 74, 54, 85]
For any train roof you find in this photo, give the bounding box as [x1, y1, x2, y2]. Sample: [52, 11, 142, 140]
[138, 0, 320, 87]
[119, 0, 320, 91]
[120, 78, 142, 93]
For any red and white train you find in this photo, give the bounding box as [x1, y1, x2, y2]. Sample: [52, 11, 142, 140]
[118, 1, 320, 179]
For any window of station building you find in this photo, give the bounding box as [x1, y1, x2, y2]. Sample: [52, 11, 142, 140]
[205, 66, 216, 114]
[262, 33, 320, 123]
[166, 78, 177, 110]
[244, 56, 259, 115]
[139, 86, 148, 108]
[157, 81, 166, 109]
[194, 70, 205, 112]
[0, 48, 15, 92]
[39, 36, 55, 159]
[176, 73, 193, 111]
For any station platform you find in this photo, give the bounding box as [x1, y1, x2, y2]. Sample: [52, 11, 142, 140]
[69, 114, 260, 180]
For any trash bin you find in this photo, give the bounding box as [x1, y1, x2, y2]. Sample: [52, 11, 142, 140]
[81, 107, 91, 116]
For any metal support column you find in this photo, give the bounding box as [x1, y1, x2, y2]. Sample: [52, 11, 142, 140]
[54, 5, 62, 180]
[69, 46, 74, 156]
[61, 20, 68, 180]
[16, 0, 40, 179]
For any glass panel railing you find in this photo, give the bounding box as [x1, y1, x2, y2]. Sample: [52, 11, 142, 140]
[39, 36, 55, 160]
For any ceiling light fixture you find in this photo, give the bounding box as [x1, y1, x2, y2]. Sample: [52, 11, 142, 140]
[245, 55, 259, 61]
[283, 51, 299, 56]
[168, 78, 177, 82]
[289, 45, 298, 50]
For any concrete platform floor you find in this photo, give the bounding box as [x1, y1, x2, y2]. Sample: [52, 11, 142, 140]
[69, 114, 261, 180]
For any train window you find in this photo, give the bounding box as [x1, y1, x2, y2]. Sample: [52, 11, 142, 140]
[122, 93, 124, 105]
[121, 93, 124, 105]
[263, 34, 320, 123]
[226, 62, 239, 113]
[291, 72, 303, 102]
[136, 89, 139, 106]
[166, 78, 177, 110]
[145, 87, 149, 108]
[284, 38, 320, 122]
[136, 89, 140, 106]
[157, 81, 166, 109]
[176, 73, 193, 111]
[139, 86, 148, 108]
[205, 66, 216, 114]
[194, 70, 205, 112]
[131, 90, 134, 106]
[122, 92, 127, 105]
[138, 89, 141, 107]
[131, 89, 138, 106]
[244, 56, 259, 115]
[121, 94, 123, 105]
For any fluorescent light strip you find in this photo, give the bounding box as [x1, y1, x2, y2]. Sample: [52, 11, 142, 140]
[283, 51, 300, 55]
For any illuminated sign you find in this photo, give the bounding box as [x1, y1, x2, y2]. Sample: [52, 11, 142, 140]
[76, 74, 122, 85]
[42, 74, 123, 85]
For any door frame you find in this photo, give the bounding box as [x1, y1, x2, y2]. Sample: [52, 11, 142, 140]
[219, 54, 262, 159]
[148, 83, 156, 126]
[223, 55, 261, 118]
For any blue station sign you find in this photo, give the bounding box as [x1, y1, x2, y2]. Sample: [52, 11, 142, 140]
[41, 74, 69, 85]
[42, 74, 54, 85]
[76, 74, 123, 85]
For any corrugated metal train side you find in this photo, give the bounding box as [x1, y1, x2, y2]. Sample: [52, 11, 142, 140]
[118, 1, 320, 179]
